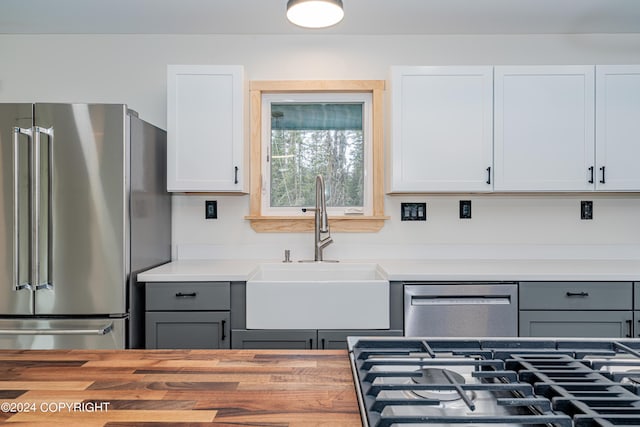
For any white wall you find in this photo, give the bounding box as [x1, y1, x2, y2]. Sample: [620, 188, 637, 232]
[2, 34, 640, 260]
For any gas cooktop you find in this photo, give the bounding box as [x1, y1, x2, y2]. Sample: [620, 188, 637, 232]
[347, 337, 640, 427]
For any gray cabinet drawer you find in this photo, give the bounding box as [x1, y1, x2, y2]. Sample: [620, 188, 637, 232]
[519, 282, 632, 310]
[146, 282, 230, 311]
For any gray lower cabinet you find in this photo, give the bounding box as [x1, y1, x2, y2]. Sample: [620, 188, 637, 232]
[232, 329, 403, 350]
[146, 311, 230, 349]
[145, 281, 231, 349]
[519, 281, 634, 338]
[519, 310, 633, 338]
[317, 329, 403, 350]
[231, 329, 316, 349]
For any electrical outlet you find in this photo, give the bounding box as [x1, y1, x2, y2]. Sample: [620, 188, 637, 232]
[401, 203, 426, 221]
[459, 200, 472, 219]
[580, 200, 593, 220]
[205, 200, 217, 219]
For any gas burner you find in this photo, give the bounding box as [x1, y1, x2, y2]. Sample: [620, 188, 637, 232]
[411, 368, 470, 401]
[348, 337, 640, 427]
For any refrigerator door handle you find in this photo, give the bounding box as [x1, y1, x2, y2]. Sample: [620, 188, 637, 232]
[32, 126, 54, 292]
[0, 323, 113, 336]
[12, 127, 33, 292]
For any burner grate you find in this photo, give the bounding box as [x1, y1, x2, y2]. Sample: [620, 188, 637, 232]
[349, 338, 640, 427]
[510, 354, 640, 426]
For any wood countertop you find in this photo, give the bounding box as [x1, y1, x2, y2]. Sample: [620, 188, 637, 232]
[0, 349, 362, 426]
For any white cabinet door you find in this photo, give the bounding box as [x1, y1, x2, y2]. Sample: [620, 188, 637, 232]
[595, 65, 640, 191]
[389, 66, 494, 192]
[494, 66, 595, 191]
[167, 65, 246, 192]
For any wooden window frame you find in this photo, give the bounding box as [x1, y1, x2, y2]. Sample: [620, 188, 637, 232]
[246, 80, 387, 232]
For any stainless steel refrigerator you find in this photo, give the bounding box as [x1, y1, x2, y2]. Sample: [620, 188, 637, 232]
[0, 103, 171, 349]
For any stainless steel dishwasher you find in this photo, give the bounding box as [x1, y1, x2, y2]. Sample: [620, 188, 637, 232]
[404, 282, 518, 337]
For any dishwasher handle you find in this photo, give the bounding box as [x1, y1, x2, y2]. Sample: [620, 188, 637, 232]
[411, 295, 512, 306]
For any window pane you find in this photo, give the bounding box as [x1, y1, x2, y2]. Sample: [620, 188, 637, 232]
[270, 103, 364, 208]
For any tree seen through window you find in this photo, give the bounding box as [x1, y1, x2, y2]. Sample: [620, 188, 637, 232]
[269, 102, 364, 209]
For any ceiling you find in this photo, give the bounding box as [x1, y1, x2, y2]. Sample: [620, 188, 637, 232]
[1, 0, 639, 35]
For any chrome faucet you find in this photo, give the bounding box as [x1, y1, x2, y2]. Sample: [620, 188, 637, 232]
[302, 175, 334, 262]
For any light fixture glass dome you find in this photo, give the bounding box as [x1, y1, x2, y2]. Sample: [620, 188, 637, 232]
[286, 0, 344, 29]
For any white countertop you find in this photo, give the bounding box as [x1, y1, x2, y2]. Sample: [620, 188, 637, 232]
[138, 259, 640, 282]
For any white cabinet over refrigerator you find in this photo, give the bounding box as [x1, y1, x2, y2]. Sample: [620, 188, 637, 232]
[388, 66, 494, 193]
[167, 65, 247, 192]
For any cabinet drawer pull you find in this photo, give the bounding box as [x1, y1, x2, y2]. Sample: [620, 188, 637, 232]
[626, 319, 633, 338]
[600, 166, 606, 184]
[234, 166, 239, 184]
[566, 291, 589, 297]
[588, 166, 594, 184]
[321, 338, 326, 349]
[175, 292, 197, 298]
[486, 166, 491, 185]
[221, 320, 226, 341]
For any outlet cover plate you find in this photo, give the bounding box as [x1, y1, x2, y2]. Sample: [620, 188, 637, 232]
[205, 200, 218, 219]
[401, 202, 426, 221]
[581, 200, 593, 220]
[459, 200, 472, 219]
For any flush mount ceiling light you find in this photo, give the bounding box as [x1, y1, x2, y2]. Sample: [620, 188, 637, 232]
[286, 0, 344, 29]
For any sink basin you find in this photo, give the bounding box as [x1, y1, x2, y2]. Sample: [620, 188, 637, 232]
[246, 263, 389, 330]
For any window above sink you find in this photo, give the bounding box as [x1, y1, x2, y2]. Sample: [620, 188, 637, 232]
[245, 80, 388, 233]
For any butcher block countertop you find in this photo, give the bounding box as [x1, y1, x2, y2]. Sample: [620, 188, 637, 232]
[0, 349, 361, 426]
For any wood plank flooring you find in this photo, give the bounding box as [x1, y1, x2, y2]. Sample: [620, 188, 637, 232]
[0, 349, 362, 426]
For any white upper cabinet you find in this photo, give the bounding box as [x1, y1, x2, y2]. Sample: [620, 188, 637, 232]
[595, 65, 640, 191]
[167, 65, 246, 192]
[388, 66, 494, 193]
[494, 66, 595, 191]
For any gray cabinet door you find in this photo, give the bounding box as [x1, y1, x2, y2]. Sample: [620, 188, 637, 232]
[317, 330, 404, 350]
[519, 310, 633, 338]
[634, 311, 640, 338]
[231, 330, 316, 349]
[146, 311, 230, 349]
